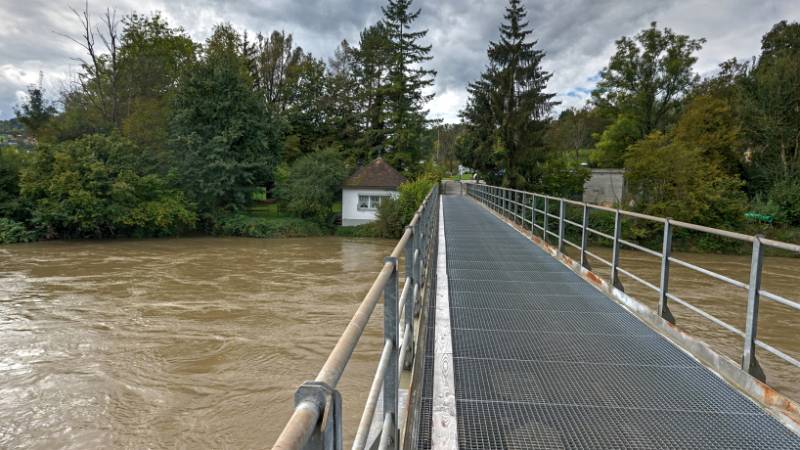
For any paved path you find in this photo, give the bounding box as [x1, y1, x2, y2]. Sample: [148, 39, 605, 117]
[416, 194, 800, 449]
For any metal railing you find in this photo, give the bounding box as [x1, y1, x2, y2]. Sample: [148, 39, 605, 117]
[273, 184, 440, 450]
[466, 183, 800, 381]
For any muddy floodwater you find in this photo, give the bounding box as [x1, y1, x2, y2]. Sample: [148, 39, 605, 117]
[0, 237, 393, 449]
[1, 236, 799, 448]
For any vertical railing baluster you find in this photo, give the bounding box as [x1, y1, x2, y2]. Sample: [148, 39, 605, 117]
[580, 203, 589, 269]
[742, 235, 766, 382]
[403, 227, 415, 369]
[531, 195, 536, 237]
[558, 199, 565, 254]
[382, 256, 398, 449]
[658, 219, 675, 323]
[611, 209, 623, 291]
[543, 197, 549, 242]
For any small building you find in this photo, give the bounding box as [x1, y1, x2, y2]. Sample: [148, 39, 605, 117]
[341, 158, 406, 226]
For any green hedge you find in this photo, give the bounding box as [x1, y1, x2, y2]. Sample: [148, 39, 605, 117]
[0, 218, 37, 244]
[212, 214, 327, 238]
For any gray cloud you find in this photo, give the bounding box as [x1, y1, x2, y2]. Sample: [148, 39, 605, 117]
[0, 0, 798, 121]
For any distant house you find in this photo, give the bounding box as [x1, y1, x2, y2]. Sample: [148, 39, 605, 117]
[341, 158, 406, 226]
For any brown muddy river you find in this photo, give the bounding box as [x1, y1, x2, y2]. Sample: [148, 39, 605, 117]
[1, 235, 799, 448]
[0, 237, 393, 449]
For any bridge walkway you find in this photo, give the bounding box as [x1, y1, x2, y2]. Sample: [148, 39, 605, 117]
[415, 194, 800, 449]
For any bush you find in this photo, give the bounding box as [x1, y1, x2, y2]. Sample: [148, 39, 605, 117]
[20, 134, 197, 238]
[335, 223, 381, 238]
[766, 178, 800, 226]
[275, 148, 348, 224]
[0, 147, 28, 220]
[212, 214, 326, 238]
[0, 218, 36, 244]
[374, 176, 438, 238]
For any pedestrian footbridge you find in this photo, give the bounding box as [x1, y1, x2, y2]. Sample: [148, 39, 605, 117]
[273, 182, 800, 450]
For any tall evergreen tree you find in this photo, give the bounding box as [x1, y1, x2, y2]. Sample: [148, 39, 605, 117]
[381, 0, 436, 172]
[460, 0, 556, 187]
[170, 24, 282, 213]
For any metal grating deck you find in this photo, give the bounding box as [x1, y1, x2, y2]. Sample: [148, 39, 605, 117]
[415, 194, 800, 449]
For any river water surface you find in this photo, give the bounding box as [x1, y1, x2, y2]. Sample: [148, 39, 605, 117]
[0, 237, 392, 449]
[1, 236, 799, 448]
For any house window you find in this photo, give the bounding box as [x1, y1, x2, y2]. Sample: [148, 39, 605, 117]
[358, 194, 388, 211]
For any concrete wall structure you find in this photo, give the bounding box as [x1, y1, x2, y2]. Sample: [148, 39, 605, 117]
[583, 169, 624, 206]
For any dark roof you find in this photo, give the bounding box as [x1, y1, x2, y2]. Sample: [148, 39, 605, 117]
[343, 158, 406, 189]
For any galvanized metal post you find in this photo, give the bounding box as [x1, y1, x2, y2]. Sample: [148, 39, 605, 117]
[742, 236, 766, 382]
[543, 197, 549, 242]
[610, 209, 624, 291]
[558, 199, 565, 254]
[382, 256, 399, 449]
[658, 219, 675, 324]
[403, 227, 415, 368]
[580, 203, 590, 269]
[531, 195, 536, 237]
[294, 381, 342, 450]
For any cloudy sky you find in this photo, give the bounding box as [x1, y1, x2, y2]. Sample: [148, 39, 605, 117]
[1, 0, 798, 122]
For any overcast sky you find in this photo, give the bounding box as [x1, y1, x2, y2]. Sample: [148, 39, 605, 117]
[1, 0, 798, 122]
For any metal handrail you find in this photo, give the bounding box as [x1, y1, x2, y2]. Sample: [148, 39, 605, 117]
[273, 184, 440, 450]
[467, 183, 800, 382]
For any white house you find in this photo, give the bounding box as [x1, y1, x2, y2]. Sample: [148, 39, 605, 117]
[341, 158, 406, 226]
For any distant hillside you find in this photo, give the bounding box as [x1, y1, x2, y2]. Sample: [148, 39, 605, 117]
[0, 118, 23, 134]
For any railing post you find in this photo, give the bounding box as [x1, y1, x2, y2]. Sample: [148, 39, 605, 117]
[658, 219, 675, 324]
[610, 209, 624, 291]
[543, 197, 549, 242]
[557, 199, 565, 254]
[531, 195, 536, 237]
[412, 222, 421, 317]
[580, 203, 590, 270]
[294, 381, 342, 450]
[403, 227, 416, 368]
[742, 235, 766, 382]
[382, 256, 399, 449]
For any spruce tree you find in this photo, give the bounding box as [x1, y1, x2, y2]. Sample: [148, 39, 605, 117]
[381, 0, 436, 172]
[461, 0, 556, 187]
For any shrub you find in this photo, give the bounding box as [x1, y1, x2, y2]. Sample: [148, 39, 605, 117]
[335, 223, 381, 238]
[212, 214, 326, 238]
[374, 176, 438, 239]
[20, 134, 197, 238]
[767, 178, 800, 226]
[0, 218, 36, 244]
[275, 148, 348, 224]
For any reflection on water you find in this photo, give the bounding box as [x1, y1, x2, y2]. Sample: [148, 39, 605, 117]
[0, 237, 393, 449]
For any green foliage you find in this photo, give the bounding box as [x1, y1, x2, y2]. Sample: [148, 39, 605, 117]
[0, 147, 28, 220]
[765, 179, 800, 226]
[211, 214, 326, 238]
[459, 0, 556, 188]
[381, 0, 437, 173]
[592, 22, 705, 136]
[275, 148, 348, 224]
[0, 218, 36, 244]
[536, 156, 591, 198]
[15, 82, 57, 138]
[20, 134, 196, 238]
[591, 115, 640, 168]
[170, 24, 282, 214]
[625, 132, 747, 227]
[335, 223, 382, 238]
[374, 176, 437, 238]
